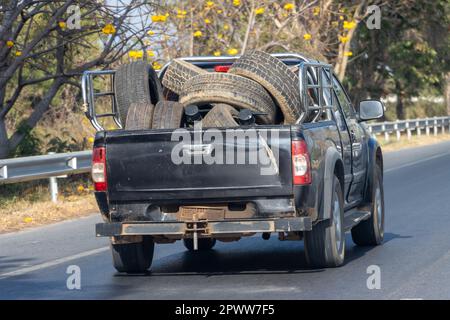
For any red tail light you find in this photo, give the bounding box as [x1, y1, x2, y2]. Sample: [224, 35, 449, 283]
[291, 140, 311, 185]
[214, 65, 230, 72]
[92, 146, 107, 191]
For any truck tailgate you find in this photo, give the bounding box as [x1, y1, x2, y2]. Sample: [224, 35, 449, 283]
[104, 126, 293, 202]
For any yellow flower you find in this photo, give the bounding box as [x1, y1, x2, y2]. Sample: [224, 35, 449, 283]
[233, 0, 241, 7]
[59, 21, 67, 29]
[303, 33, 312, 40]
[147, 30, 155, 36]
[177, 9, 187, 18]
[152, 61, 162, 70]
[284, 3, 295, 11]
[344, 51, 353, 57]
[223, 24, 229, 30]
[313, 6, 320, 16]
[339, 15, 344, 21]
[204, 18, 211, 24]
[88, 186, 95, 191]
[206, 1, 214, 8]
[213, 51, 221, 56]
[77, 185, 85, 192]
[217, 9, 223, 14]
[88, 137, 94, 143]
[193, 30, 202, 37]
[6, 40, 14, 48]
[343, 20, 356, 30]
[147, 50, 155, 57]
[255, 7, 265, 15]
[102, 23, 116, 35]
[23, 217, 33, 223]
[15, 51, 22, 56]
[217, 33, 223, 39]
[128, 50, 143, 59]
[339, 35, 349, 43]
[151, 15, 167, 23]
[227, 48, 238, 55]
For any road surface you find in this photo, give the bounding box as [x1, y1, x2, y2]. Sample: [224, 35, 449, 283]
[1, 141, 450, 299]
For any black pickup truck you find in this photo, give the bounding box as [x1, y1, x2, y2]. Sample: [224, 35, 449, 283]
[83, 53, 385, 273]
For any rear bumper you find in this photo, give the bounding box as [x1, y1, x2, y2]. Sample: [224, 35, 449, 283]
[96, 217, 312, 237]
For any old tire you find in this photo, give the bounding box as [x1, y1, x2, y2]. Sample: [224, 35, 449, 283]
[162, 87, 179, 101]
[351, 164, 385, 246]
[179, 73, 276, 124]
[114, 61, 163, 127]
[183, 238, 216, 251]
[151, 100, 185, 129]
[111, 237, 155, 273]
[202, 104, 239, 128]
[229, 50, 303, 124]
[125, 102, 153, 130]
[162, 59, 207, 95]
[304, 175, 345, 268]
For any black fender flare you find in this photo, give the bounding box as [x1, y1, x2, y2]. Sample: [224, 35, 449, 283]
[363, 136, 383, 205]
[319, 147, 344, 221]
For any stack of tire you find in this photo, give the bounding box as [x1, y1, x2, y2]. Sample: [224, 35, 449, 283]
[114, 50, 305, 131]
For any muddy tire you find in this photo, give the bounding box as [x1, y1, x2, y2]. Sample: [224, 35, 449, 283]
[183, 238, 216, 251]
[304, 175, 345, 268]
[162, 59, 207, 95]
[114, 61, 163, 127]
[151, 100, 185, 129]
[351, 164, 385, 246]
[111, 237, 155, 273]
[229, 50, 303, 124]
[179, 73, 276, 124]
[125, 102, 153, 130]
[202, 104, 239, 128]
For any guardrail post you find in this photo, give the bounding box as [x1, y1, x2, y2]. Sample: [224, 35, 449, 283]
[395, 120, 401, 141]
[47, 152, 58, 203]
[442, 118, 446, 134]
[425, 119, 430, 136]
[406, 122, 411, 140]
[382, 124, 389, 141]
[49, 176, 58, 203]
[433, 117, 438, 136]
[416, 120, 421, 136]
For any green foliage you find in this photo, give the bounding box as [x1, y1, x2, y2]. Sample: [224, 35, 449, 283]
[12, 122, 41, 157]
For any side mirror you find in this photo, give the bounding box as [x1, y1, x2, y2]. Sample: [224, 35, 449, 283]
[358, 100, 384, 121]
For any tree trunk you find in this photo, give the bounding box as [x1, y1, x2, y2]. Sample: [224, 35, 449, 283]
[445, 72, 450, 116]
[0, 116, 9, 159]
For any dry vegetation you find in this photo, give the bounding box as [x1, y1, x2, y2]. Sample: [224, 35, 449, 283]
[378, 132, 450, 151]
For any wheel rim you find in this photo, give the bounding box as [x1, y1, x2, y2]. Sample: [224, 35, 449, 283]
[333, 192, 342, 252]
[375, 185, 383, 231]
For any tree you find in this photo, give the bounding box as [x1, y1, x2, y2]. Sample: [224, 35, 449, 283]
[0, 0, 160, 158]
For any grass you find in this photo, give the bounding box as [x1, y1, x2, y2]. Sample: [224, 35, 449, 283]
[1, 132, 450, 234]
[378, 132, 450, 152]
[0, 174, 98, 233]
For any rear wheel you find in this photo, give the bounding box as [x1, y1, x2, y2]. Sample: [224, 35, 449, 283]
[111, 236, 155, 273]
[351, 164, 384, 245]
[183, 238, 216, 251]
[304, 175, 345, 268]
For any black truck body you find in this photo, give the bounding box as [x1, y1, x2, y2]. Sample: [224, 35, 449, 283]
[85, 53, 385, 271]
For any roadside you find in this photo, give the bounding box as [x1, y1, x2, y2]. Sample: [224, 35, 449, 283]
[378, 132, 450, 152]
[1, 133, 449, 234]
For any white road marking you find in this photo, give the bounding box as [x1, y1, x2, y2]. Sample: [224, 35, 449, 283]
[0, 246, 109, 279]
[385, 152, 450, 173]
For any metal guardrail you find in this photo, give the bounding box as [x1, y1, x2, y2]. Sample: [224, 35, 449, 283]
[0, 116, 448, 201]
[367, 116, 450, 141]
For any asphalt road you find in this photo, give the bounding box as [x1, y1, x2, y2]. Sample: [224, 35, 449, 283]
[1, 141, 450, 299]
